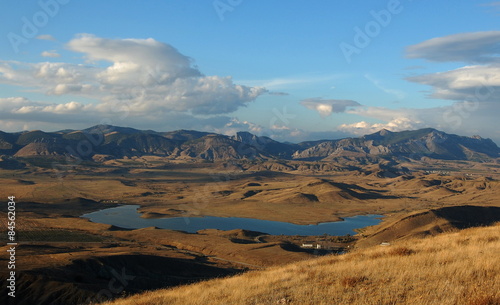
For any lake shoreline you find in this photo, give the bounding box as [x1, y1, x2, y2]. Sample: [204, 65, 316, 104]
[82, 204, 384, 236]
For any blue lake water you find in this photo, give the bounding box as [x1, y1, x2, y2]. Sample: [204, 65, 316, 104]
[81, 205, 383, 236]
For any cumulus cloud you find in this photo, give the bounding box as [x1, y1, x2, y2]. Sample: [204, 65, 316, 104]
[0, 61, 100, 95]
[338, 118, 425, 136]
[339, 105, 430, 136]
[300, 98, 361, 117]
[0, 34, 266, 118]
[214, 118, 350, 143]
[0, 97, 102, 128]
[0, 97, 95, 117]
[0, 96, 242, 135]
[67, 34, 202, 81]
[406, 31, 500, 64]
[0, 97, 34, 112]
[215, 118, 264, 137]
[338, 102, 500, 144]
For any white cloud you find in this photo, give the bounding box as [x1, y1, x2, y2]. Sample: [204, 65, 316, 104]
[0, 61, 98, 94]
[216, 118, 263, 137]
[339, 101, 500, 144]
[36, 34, 56, 41]
[214, 118, 350, 143]
[41, 50, 61, 58]
[338, 117, 425, 136]
[0, 34, 266, 118]
[0, 96, 241, 134]
[1, 97, 92, 115]
[238, 74, 342, 90]
[406, 64, 500, 101]
[0, 97, 34, 112]
[405, 32, 500, 103]
[406, 31, 500, 64]
[397, 32, 500, 144]
[300, 98, 361, 117]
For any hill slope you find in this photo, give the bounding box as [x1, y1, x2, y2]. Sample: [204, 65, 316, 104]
[104, 223, 500, 305]
[356, 205, 500, 248]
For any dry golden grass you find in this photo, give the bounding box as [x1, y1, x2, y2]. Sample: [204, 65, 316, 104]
[103, 223, 500, 305]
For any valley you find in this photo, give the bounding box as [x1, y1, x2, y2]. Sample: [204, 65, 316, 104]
[0, 126, 499, 304]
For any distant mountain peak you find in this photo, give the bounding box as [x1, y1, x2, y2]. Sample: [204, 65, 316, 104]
[378, 128, 392, 136]
[294, 127, 500, 162]
[0, 126, 498, 163]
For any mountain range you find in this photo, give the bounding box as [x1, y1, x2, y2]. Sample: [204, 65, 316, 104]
[1, 125, 499, 163]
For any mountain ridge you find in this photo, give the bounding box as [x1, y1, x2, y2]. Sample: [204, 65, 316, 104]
[2, 125, 499, 163]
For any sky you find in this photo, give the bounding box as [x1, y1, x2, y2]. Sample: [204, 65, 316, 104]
[0, 0, 499, 143]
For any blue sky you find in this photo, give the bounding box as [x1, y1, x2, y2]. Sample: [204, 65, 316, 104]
[0, 0, 499, 143]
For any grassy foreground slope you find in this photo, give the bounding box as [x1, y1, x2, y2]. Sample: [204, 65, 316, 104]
[104, 224, 500, 305]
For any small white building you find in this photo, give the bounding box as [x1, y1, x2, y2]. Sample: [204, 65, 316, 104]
[301, 243, 322, 249]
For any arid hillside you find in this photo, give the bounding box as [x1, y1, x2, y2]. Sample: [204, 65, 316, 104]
[356, 205, 500, 248]
[103, 223, 500, 305]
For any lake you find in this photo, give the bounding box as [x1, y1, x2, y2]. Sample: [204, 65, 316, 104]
[81, 205, 383, 236]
